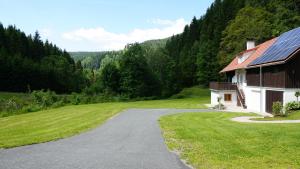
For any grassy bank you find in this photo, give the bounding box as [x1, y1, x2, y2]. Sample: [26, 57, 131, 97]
[0, 86, 210, 118]
[159, 112, 300, 169]
[0, 92, 30, 100]
[0, 87, 209, 148]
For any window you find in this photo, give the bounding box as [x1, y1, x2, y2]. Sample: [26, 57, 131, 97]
[224, 94, 232, 102]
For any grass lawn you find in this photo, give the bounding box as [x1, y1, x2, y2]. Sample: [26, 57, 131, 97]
[253, 110, 300, 121]
[0, 87, 209, 148]
[159, 112, 300, 169]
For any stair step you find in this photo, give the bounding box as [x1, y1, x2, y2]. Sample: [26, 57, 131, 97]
[237, 87, 247, 109]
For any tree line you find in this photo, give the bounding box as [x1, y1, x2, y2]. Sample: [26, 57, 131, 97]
[92, 0, 299, 98]
[163, 0, 299, 92]
[1, 0, 299, 99]
[0, 24, 87, 93]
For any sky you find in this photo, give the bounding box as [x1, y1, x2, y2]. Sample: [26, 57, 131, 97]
[0, 0, 214, 51]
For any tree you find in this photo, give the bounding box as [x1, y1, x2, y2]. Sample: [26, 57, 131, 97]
[197, 40, 219, 85]
[99, 62, 120, 94]
[164, 0, 246, 88]
[0, 24, 87, 93]
[32, 31, 44, 60]
[218, 6, 273, 68]
[119, 43, 160, 98]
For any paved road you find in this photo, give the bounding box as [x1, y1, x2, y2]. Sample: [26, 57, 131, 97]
[0, 109, 209, 169]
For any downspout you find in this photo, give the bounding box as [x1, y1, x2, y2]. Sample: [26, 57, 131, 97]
[260, 66, 263, 114]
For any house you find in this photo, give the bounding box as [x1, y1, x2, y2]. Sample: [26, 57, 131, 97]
[210, 27, 300, 114]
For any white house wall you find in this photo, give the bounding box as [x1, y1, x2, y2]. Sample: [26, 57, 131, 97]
[244, 86, 262, 112]
[243, 86, 300, 114]
[211, 90, 237, 106]
[284, 89, 300, 105]
[211, 90, 219, 106]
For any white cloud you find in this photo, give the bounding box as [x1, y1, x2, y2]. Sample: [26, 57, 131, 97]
[40, 28, 53, 39]
[61, 18, 187, 51]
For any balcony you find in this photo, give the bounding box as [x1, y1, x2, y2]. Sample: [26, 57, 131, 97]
[209, 82, 237, 91]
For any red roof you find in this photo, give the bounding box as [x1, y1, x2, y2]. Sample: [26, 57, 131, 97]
[220, 38, 277, 73]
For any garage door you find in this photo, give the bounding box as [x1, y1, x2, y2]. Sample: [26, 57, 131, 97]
[266, 90, 283, 113]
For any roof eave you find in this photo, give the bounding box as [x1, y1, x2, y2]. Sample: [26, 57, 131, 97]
[247, 61, 285, 68]
[247, 48, 300, 68]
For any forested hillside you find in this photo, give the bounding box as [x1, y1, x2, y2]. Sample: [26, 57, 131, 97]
[164, 0, 299, 90]
[70, 51, 121, 70]
[0, 0, 299, 98]
[0, 24, 87, 93]
[70, 38, 167, 70]
[87, 0, 299, 98]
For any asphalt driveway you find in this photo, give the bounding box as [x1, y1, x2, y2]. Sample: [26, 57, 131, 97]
[0, 109, 209, 169]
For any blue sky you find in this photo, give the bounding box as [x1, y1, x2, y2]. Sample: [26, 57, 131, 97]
[0, 0, 214, 51]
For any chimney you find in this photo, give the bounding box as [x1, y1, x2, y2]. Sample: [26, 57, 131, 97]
[246, 40, 255, 50]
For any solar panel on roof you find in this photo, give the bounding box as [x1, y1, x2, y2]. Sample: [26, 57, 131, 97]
[250, 27, 300, 66]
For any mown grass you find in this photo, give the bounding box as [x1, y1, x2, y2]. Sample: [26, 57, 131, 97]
[0, 103, 123, 148]
[0, 87, 209, 148]
[159, 112, 300, 169]
[254, 110, 300, 121]
[171, 86, 210, 99]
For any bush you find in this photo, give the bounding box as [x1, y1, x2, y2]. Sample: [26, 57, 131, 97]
[283, 105, 291, 117]
[286, 101, 300, 111]
[71, 93, 81, 105]
[31, 90, 58, 108]
[4, 98, 21, 112]
[0, 97, 26, 117]
[61, 95, 70, 104]
[51, 100, 65, 108]
[21, 104, 42, 113]
[272, 101, 283, 116]
[213, 104, 226, 110]
[0, 98, 5, 112]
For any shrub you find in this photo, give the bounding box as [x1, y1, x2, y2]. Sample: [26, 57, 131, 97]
[21, 104, 42, 113]
[0, 98, 5, 112]
[31, 90, 58, 108]
[4, 98, 20, 112]
[272, 101, 283, 116]
[0, 97, 29, 117]
[283, 105, 290, 117]
[217, 96, 223, 110]
[61, 95, 70, 104]
[71, 93, 81, 105]
[286, 101, 300, 111]
[213, 104, 225, 110]
[51, 100, 65, 108]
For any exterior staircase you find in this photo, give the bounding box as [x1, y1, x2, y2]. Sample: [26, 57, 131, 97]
[237, 87, 247, 109]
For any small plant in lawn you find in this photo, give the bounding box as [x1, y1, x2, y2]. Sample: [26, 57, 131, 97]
[272, 101, 283, 116]
[217, 96, 223, 110]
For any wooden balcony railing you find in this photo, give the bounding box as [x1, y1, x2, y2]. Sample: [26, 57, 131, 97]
[209, 82, 237, 91]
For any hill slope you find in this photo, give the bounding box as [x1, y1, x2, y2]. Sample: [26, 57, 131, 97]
[69, 38, 168, 70]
